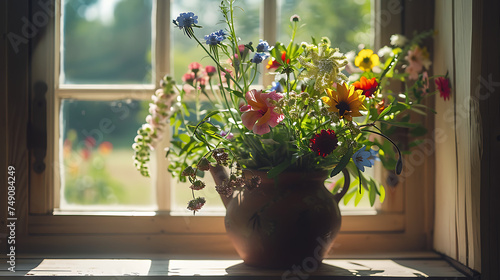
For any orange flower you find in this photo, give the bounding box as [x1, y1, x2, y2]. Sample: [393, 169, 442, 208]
[98, 141, 113, 155]
[353, 76, 378, 98]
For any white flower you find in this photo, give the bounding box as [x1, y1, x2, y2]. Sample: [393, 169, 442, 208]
[141, 123, 154, 134]
[390, 34, 408, 47]
[377, 45, 393, 58]
[345, 50, 356, 63]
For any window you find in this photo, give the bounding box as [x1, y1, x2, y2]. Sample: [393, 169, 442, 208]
[51, 0, 375, 214]
[26, 0, 433, 255]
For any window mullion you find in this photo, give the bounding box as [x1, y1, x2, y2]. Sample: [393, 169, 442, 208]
[262, 0, 277, 87]
[154, 0, 172, 211]
[55, 88, 156, 101]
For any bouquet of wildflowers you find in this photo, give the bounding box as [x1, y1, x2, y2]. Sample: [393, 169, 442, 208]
[133, 0, 450, 212]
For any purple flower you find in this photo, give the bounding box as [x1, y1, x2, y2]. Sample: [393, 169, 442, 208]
[204, 29, 226, 45]
[220, 131, 234, 140]
[251, 52, 269, 64]
[174, 12, 198, 29]
[214, 29, 227, 39]
[256, 40, 270, 52]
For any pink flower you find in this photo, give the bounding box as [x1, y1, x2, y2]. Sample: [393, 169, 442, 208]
[220, 68, 233, 84]
[220, 131, 234, 140]
[435, 76, 451, 101]
[205, 65, 216, 76]
[241, 89, 284, 135]
[182, 72, 195, 84]
[196, 75, 208, 88]
[404, 46, 431, 80]
[189, 62, 202, 72]
[238, 44, 245, 54]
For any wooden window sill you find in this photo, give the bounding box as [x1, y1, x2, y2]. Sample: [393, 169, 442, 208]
[3, 252, 469, 279]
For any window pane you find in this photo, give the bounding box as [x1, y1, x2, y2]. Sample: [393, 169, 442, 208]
[59, 100, 156, 210]
[61, 0, 153, 84]
[170, 99, 225, 213]
[170, 0, 260, 213]
[279, 0, 373, 53]
[171, 0, 261, 82]
[172, 176, 225, 215]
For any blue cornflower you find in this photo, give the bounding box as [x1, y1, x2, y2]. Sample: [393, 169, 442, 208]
[270, 81, 284, 93]
[214, 29, 227, 40]
[251, 52, 269, 64]
[174, 12, 198, 29]
[256, 40, 271, 52]
[204, 33, 219, 45]
[204, 30, 226, 45]
[352, 146, 373, 172]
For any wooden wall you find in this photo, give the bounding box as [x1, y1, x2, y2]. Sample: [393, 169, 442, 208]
[433, 0, 499, 276]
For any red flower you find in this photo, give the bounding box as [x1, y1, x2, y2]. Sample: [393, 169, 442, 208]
[281, 51, 290, 64]
[352, 76, 378, 98]
[267, 51, 290, 70]
[309, 129, 338, 158]
[205, 65, 216, 76]
[266, 58, 280, 70]
[435, 76, 451, 101]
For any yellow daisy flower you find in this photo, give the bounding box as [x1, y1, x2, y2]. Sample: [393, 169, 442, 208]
[321, 83, 367, 121]
[354, 49, 380, 72]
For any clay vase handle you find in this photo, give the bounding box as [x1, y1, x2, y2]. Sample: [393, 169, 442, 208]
[333, 168, 350, 203]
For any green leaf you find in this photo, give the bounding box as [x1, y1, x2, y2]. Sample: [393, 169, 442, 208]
[410, 126, 428, 137]
[343, 188, 357, 206]
[377, 104, 393, 120]
[413, 103, 437, 114]
[379, 185, 386, 203]
[379, 54, 399, 82]
[379, 120, 420, 128]
[230, 90, 244, 99]
[331, 177, 344, 195]
[410, 107, 427, 115]
[354, 185, 365, 206]
[179, 139, 196, 156]
[203, 110, 221, 121]
[330, 146, 354, 177]
[369, 180, 377, 207]
[179, 134, 191, 143]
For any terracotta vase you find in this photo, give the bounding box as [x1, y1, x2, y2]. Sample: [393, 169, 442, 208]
[209, 165, 349, 269]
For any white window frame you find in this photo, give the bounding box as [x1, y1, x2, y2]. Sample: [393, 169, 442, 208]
[26, 0, 433, 255]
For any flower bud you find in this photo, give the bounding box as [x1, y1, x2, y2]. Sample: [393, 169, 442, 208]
[181, 166, 195, 177]
[190, 180, 206, 190]
[197, 157, 211, 171]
